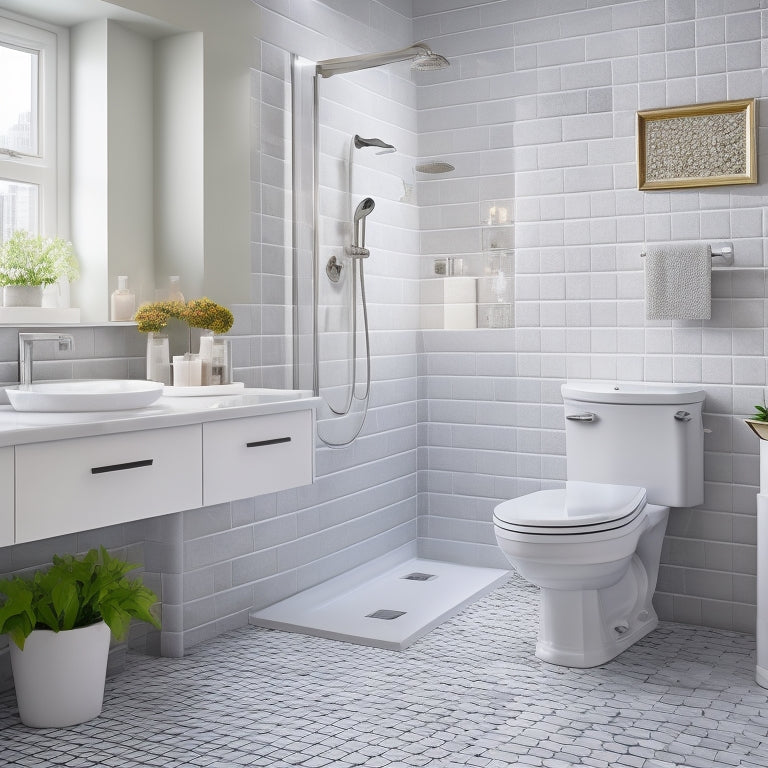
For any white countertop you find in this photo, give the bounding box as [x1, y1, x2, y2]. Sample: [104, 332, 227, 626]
[0, 389, 321, 447]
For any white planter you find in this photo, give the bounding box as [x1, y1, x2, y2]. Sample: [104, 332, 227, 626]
[3, 284, 43, 307]
[9, 621, 111, 728]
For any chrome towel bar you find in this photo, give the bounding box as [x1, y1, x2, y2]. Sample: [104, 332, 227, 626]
[641, 243, 733, 265]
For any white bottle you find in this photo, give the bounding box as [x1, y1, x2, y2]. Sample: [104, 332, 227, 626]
[110, 276, 135, 322]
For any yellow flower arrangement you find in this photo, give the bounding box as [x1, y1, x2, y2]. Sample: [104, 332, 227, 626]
[184, 297, 235, 334]
[134, 298, 233, 335]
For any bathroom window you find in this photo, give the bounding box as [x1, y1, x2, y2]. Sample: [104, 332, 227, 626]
[0, 14, 66, 242]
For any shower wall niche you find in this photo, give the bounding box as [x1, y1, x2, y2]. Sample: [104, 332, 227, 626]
[420, 198, 515, 330]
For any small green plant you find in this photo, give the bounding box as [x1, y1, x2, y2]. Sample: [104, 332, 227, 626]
[751, 404, 768, 422]
[0, 547, 160, 650]
[0, 230, 79, 287]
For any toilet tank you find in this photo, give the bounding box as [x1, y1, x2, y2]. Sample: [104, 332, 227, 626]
[562, 381, 705, 507]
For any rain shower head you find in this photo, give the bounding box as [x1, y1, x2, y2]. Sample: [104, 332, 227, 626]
[354, 135, 396, 155]
[317, 43, 450, 78]
[353, 197, 376, 248]
[411, 51, 451, 71]
[415, 161, 455, 174]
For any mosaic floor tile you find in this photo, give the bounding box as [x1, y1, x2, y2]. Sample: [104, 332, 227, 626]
[0, 575, 767, 767]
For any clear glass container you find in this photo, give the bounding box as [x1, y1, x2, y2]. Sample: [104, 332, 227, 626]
[198, 331, 214, 386]
[146, 333, 170, 385]
[211, 338, 231, 385]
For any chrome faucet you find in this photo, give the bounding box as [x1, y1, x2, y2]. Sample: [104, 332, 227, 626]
[19, 333, 75, 386]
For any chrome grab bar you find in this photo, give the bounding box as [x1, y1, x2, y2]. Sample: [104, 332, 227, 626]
[566, 412, 596, 422]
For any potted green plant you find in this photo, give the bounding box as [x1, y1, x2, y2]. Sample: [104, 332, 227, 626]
[0, 230, 79, 307]
[0, 546, 160, 728]
[745, 404, 768, 441]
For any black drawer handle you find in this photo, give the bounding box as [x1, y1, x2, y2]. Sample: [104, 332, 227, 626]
[246, 437, 291, 448]
[91, 459, 154, 475]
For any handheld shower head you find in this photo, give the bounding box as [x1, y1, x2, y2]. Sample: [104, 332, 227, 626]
[353, 197, 376, 248]
[354, 197, 376, 221]
[354, 135, 396, 155]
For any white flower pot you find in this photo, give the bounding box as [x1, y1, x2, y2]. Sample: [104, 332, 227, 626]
[9, 621, 111, 728]
[3, 284, 43, 307]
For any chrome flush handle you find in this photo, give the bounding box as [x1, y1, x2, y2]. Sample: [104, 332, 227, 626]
[674, 411, 692, 422]
[566, 412, 597, 422]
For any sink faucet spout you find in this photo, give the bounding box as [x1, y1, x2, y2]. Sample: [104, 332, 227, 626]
[19, 333, 75, 386]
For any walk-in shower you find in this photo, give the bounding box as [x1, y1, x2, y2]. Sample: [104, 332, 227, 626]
[291, 42, 451, 447]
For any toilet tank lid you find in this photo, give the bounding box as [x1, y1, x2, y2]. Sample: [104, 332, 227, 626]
[562, 380, 705, 405]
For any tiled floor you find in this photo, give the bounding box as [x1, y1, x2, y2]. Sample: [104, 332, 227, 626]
[1, 575, 767, 767]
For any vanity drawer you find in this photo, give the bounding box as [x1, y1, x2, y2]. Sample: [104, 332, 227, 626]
[0, 447, 13, 547]
[203, 410, 314, 505]
[15, 425, 202, 543]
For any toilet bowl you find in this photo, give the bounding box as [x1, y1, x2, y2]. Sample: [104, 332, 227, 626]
[494, 480, 669, 668]
[493, 381, 705, 669]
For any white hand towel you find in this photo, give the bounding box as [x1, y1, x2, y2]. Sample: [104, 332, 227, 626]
[644, 243, 712, 320]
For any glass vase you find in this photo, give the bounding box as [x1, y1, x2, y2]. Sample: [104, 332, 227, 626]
[146, 333, 170, 385]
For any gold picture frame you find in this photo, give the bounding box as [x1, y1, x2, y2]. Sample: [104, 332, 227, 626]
[637, 98, 757, 190]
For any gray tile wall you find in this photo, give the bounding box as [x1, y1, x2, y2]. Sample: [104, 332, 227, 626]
[414, 0, 766, 633]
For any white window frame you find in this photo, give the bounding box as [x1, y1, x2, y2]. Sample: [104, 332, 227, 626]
[0, 12, 68, 238]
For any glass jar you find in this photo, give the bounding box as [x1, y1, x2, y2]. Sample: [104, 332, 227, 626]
[210, 338, 231, 385]
[146, 333, 170, 385]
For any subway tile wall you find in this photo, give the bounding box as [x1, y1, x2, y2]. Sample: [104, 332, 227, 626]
[414, 0, 767, 632]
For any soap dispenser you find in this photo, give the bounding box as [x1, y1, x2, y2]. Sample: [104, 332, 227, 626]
[110, 276, 136, 322]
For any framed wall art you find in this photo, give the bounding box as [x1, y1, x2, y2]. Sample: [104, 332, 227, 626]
[637, 98, 757, 190]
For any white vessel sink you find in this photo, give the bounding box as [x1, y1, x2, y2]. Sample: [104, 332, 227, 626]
[6, 380, 164, 413]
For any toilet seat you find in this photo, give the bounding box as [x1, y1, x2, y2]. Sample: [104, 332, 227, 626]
[494, 481, 647, 536]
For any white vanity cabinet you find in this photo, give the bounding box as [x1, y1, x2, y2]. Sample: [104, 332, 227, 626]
[15, 425, 203, 543]
[1, 393, 318, 545]
[203, 410, 314, 505]
[0, 447, 13, 547]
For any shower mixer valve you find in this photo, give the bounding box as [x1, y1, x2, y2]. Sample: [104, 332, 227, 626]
[326, 255, 343, 283]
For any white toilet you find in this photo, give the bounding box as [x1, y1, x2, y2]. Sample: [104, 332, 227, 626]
[494, 381, 705, 668]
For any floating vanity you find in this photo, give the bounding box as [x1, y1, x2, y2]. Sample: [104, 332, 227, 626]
[0, 389, 320, 547]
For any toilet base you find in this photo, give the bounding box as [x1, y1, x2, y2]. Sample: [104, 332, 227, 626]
[534, 553, 659, 668]
[536, 612, 658, 668]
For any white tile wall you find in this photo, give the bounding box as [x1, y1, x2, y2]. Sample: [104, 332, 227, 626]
[416, 0, 767, 633]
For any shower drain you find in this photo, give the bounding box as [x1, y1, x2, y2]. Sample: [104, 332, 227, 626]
[366, 609, 406, 620]
[401, 572, 437, 581]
